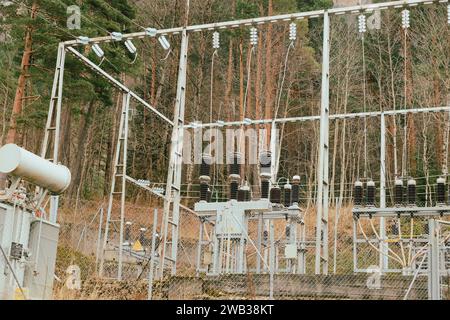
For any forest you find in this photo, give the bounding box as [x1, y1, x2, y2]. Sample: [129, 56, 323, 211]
[1, 0, 449, 209]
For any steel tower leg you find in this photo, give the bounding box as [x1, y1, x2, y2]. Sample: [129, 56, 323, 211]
[159, 29, 189, 278]
[428, 218, 441, 300]
[40, 43, 66, 223]
[380, 113, 389, 272]
[315, 11, 331, 275]
[99, 92, 131, 279]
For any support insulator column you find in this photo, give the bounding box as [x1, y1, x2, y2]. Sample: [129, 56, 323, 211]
[407, 179, 416, 205]
[229, 177, 239, 200]
[436, 177, 446, 205]
[199, 154, 212, 202]
[228, 152, 242, 201]
[291, 175, 300, 205]
[238, 182, 251, 202]
[270, 185, 281, 204]
[259, 151, 271, 199]
[260, 176, 270, 199]
[207, 187, 212, 202]
[394, 179, 404, 206]
[199, 181, 210, 202]
[354, 181, 363, 206]
[366, 180, 375, 206]
[284, 181, 292, 207]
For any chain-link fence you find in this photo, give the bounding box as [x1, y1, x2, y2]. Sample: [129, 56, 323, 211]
[51, 197, 450, 300]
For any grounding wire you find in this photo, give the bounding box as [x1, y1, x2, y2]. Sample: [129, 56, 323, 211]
[358, 219, 405, 266]
[368, 218, 405, 266]
[272, 36, 296, 185]
[274, 42, 294, 120]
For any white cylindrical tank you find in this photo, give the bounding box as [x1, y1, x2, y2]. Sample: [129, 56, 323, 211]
[0, 144, 71, 194]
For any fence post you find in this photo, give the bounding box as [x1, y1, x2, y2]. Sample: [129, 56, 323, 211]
[148, 208, 159, 300]
[95, 207, 104, 273]
[428, 218, 441, 300]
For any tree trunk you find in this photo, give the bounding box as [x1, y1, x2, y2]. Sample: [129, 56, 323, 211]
[263, 0, 274, 148]
[69, 100, 96, 198]
[104, 93, 122, 196]
[0, 2, 37, 190]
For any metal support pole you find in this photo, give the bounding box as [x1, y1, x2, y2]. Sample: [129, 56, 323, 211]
[237, 216, 247, 273]
[379, 113, 389, 272]
[40, 43, 65, 160]
[269, 220, 275, 299]
[95, 207, 104, 271]
[298, 216, 306, 274]
[270, 121, 278, 184]
[315, 11, 330, 275]
[428, 218, 441, 300]
[148, 208, 159, 300]
[256, 213, 263, 273]
[41, 43, 66, 223]
[333, 198, 340, 274]
[49, 196, 59, 223]
[226, 232, 231, 273]
[212, 228, 220, 274]
[353, 218, 358, 271]
[267, 122, 278, 273]
[159, 29, 189, 278]
[196, 219, 204, 276]
[117, 92, 131, 281]
[287, 218, 298, 273]
[99, 91, 130, 279]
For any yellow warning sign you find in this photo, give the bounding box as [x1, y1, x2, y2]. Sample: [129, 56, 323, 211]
[14, 287, 27, 300]
[132, 240, 143, 251]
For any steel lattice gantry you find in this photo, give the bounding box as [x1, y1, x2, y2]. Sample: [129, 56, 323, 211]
[40, 0, 450, 280]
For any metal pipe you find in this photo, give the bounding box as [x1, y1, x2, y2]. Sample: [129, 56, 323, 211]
[428, 218, 441, 300]
[380, 113, 388, 271]
[315, 10, 330, 275]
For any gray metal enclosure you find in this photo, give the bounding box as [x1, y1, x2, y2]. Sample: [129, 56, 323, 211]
[0, 202, 59, 300]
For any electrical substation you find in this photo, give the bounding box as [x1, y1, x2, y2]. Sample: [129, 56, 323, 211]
[1, 0, 450, 300]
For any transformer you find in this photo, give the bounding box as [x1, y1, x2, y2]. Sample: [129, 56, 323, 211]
[0, 145, 69, 300]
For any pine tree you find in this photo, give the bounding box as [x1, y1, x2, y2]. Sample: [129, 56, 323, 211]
[0, 0, 138, 194]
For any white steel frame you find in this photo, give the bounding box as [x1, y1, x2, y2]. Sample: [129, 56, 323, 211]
[41, 0, 449, 281]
